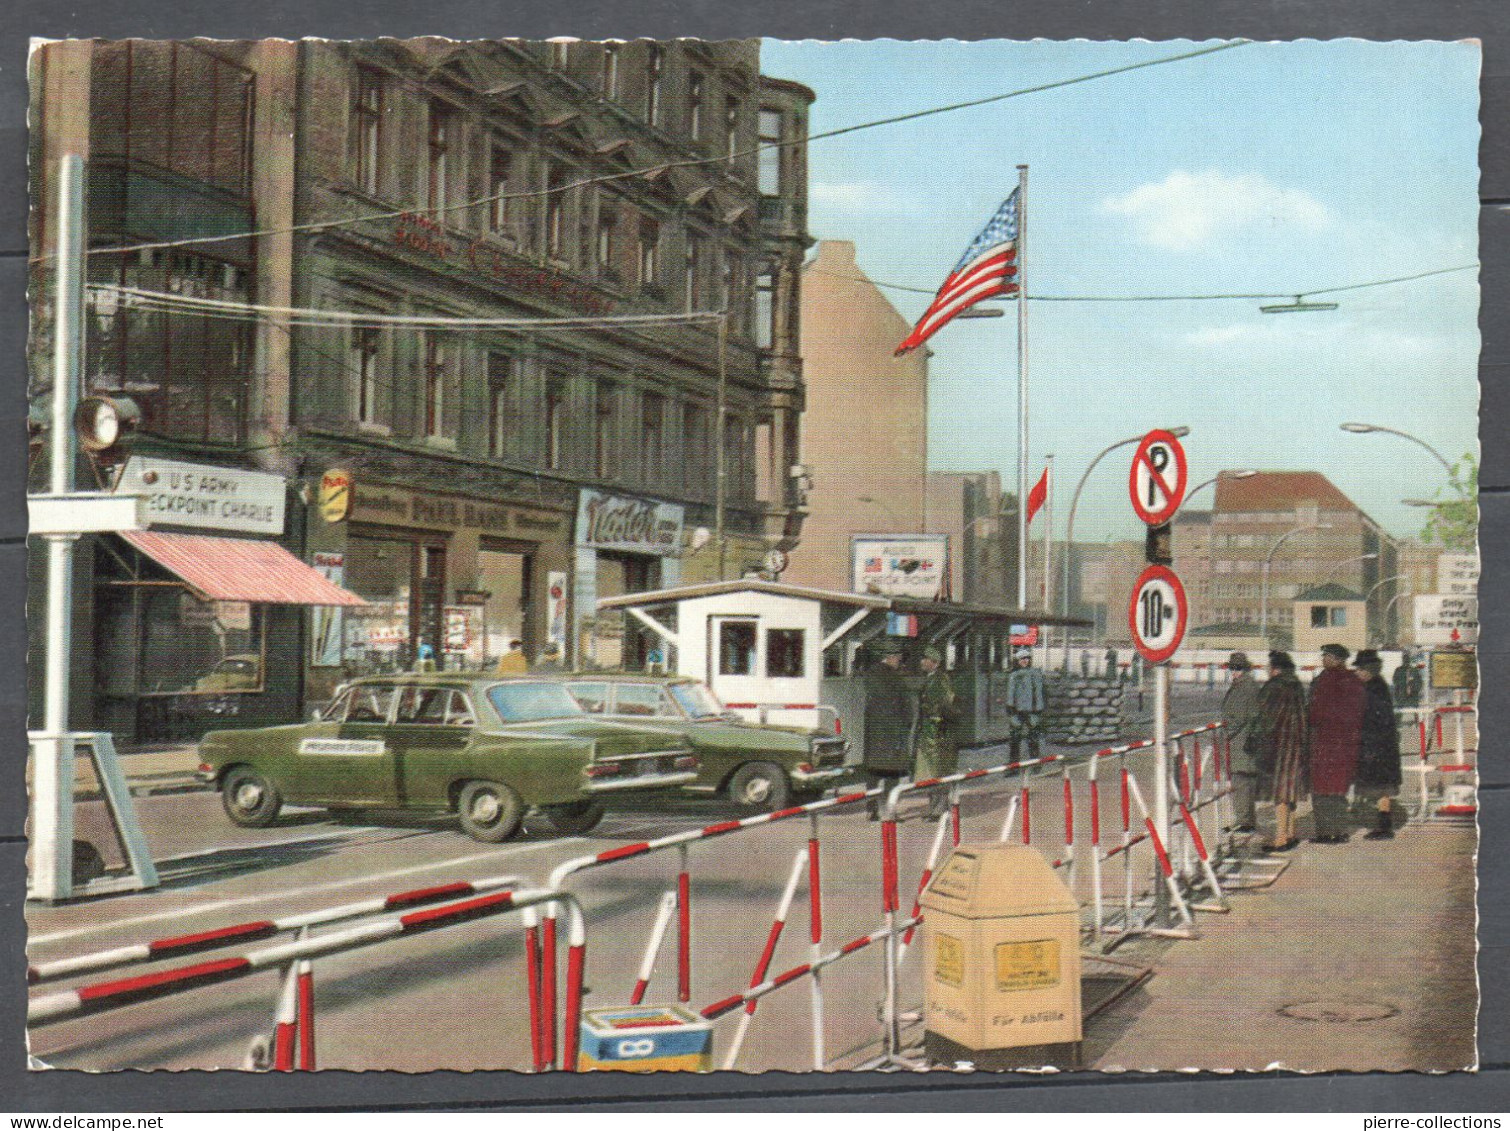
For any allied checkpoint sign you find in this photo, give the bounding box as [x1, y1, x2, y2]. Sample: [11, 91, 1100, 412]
[1128, 429, 1188, 527]
[1129, 563, 1188, 664]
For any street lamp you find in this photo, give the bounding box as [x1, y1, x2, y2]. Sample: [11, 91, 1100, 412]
[1060, 427, 1190, 666]
[1184, 469, 1258, 504]
[1260, 522, 1335, 643]
[1340, 423, 1455, 477]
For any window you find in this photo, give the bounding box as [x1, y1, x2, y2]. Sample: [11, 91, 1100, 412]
[546, 376, 566, 470]
[342, 684, 399, 724]
[637, 218, 660, 287]
[397, 687, 475, 727]
[613, 683, 673, 717]
[684, 404, 711, 488]
[766, 629, 805, 679]
[351, 324, 380, 426]
[595, 382, 615, 478]
[423, 335, 448, 439]
[596, 206, 617, 279]
[601, 44, 620, 100]
[353, 69, 382, 195]
[487, 682, 585, 723]
[489, 143, 513, 236]
[725, 96, 740, 164]
[641, 393, 664, 481]
[758, 109, 782, 195]
[645, 45, 664, 126]
[688, 72, 704, 140]
[685, 236, 702, 311]
[488, 353, 516, 458]
[565, 681, 610, 714]
[545, 166, 567, 260]
[718, 621, 757, 676]
[549, 40, 571, 69]
[755, 270, 775, 348]
[427, 104, 451, 218]
[1332, 607, 1349, 627]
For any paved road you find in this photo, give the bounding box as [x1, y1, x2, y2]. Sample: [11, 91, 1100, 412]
[29, 691, 1232, 1073]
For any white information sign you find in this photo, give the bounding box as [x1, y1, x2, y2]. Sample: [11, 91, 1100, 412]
[851, 534, 950, 600]
[1414, 594, 1479, 646]
[1437, 553, 1480, 596]
[116, 456, 286, 536]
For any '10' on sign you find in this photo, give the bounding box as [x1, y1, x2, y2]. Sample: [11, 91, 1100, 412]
[1129, 564, 1188, 665]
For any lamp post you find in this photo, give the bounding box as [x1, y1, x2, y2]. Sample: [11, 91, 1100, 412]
[1184, 469, 1258, 504]
[1060, 427, 1190, 667]
[1340, 423, 1455, 477]
[1365, 573, 1408, 646]
[1260, 523, 1334, 643]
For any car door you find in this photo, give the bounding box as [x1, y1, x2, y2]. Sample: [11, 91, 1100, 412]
[391, 686, 477, 807]
[290, 682, 402, 806]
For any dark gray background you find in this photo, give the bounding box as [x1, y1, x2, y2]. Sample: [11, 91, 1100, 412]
[2, 0, 1505, 1112]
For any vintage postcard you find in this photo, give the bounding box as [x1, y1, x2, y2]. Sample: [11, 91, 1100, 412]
[23, 36, 1479, 1075]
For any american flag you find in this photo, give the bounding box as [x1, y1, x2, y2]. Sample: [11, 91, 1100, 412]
[895, 189, 1020, 356]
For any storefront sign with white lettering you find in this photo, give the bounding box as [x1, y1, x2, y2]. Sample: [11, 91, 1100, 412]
[575, 489, 685, 556]
[116, 457, 286, 536]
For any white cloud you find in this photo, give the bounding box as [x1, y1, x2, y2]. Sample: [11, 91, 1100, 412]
[1102, 170, 1331, 251]
[808, 180, 906, 213]
[1181, 318, 1463, 357]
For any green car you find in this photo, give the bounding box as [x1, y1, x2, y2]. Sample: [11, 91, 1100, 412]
[197, 674, 700, 843]
[561, 675, 852, 811]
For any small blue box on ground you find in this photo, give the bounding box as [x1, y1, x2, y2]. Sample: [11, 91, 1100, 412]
[578, 1005, 713, 1072]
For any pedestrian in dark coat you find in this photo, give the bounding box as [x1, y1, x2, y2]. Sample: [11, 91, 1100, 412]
[1253, 650, 1308, 851]
[1308, 642, 1367, 842]
[1221, 652, 1262, 831]
[1353, 649, 1402, 840]
[914, 646, 960, 818]
[862, 638, 914, 818]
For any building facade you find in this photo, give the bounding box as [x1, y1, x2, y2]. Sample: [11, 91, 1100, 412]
[29, 38, 814, 740]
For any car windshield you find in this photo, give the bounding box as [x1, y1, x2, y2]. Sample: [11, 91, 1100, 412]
[668, 682, 726, 720]
[486, 682, 587, 723]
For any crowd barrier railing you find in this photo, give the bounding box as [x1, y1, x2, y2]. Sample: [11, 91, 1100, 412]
[1399, 704, 1478, 822]
[28, 885, 587, 1073]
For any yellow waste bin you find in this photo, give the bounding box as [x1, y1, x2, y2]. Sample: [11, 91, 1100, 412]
[918, 842, 1082, 1069]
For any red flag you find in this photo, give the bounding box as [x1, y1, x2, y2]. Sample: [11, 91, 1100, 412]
[1026, 466, 1049, 525]
[895, 191, 1020, 356]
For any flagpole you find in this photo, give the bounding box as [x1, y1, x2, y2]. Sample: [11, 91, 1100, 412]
[1015, 164, 1030, 611]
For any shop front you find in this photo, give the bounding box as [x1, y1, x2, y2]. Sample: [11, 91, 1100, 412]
[92, 456, 365, 744]
[574, 488, 685, 670]
[304, 475, 573, 703]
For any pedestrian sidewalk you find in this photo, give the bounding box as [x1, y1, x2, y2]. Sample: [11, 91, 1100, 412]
[1087, 816, 1478, 1072]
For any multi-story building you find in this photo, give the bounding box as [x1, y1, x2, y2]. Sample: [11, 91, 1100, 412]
[926, 471, 1015, 606]
[29, 38, 814, 740]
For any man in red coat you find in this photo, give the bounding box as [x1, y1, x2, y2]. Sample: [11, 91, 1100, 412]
[1308, 642, 1366, 842]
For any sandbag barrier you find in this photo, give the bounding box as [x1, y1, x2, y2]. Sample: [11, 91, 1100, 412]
[28, 886, 587, 1073]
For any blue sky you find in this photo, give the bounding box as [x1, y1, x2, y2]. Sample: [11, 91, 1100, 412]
[760, 38, 1481, 543]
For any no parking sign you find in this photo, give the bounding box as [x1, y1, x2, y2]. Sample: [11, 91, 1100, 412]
[1128, 430, 1188, 526]
[1128, 564, 1188, 665]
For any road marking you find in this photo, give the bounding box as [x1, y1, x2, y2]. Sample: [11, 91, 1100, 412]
[28, 837, 588, 948]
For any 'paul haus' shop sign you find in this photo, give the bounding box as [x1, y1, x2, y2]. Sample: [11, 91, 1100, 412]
[115, 456, 286, 536]
[575, 489, 685, 557]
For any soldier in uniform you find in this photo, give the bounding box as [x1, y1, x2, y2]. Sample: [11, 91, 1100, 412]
[1006, 650, 1048, 761]
[914, 645, 960, 818]
[862, 638, 914, 819]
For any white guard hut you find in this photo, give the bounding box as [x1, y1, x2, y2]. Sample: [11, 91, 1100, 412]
[596, 580, 1088, 758]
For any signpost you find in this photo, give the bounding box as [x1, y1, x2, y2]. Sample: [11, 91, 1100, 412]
[1414, 595, 1479, 646]
[1128, 429, 1188, 527]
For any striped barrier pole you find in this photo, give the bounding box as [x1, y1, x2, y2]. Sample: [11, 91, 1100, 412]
[1120, 755, 1135, 929]
[724, 848, 808, 1069]
[996, 792, 1020, 843]
[1435, 710, 1444, 751]
[1062, 761, 1077, 890]
[1088, 749, 1106, 941]
[1123, 773, 1196, 929]
[272, 958, 299, 1072]
[1019, 766, 1032, 846]
[27, 874, 523, 984]
[521, 906, 545, 1072]
[541, 903, 558, 1069]
[807, 812, 826, 1071]
[677, 843, 692, 1004]
[949, 783, 962, 847]
[629, 891, 678, 1007]
[896, 812, 951, 964]
[29, 888, 588, 1069]
[296, 952, 315, 1072]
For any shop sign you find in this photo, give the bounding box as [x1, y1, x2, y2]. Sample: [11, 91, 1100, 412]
[116, 456, 286, 536]
[576, 489, 685, 557]
[319, 469, 353, 524]
[349, 483, 566, 539]
[851, 534, 949, 600]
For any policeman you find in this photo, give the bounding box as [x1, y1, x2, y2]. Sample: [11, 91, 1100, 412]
[1006, 649, 1047, 761]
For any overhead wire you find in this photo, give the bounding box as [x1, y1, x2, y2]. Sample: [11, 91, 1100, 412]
[54, 39, 1251, 263]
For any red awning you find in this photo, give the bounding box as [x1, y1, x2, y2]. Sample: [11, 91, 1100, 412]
[118, 530, 367, 607]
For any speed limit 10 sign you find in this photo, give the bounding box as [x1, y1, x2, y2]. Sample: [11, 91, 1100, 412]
[1128, 564, 1188, 665]
[1129, 430, 1188, 527]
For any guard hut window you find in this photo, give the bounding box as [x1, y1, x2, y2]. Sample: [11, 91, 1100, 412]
[352, 67, 383, 196]
[718, 621, 758, 676]
[766, 629, 805, 679]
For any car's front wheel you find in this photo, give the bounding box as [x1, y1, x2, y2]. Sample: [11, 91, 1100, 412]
[542, 800, 606, 835]
[728, 762, 791, 812]
[221, 767, 283, 827]
[456, 780, 525, 843]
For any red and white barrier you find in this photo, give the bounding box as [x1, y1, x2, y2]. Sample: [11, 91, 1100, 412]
[27, 874, 523, 984]
[1401, 704, 1478, 822]
[723, 846, 809, 1068]
[628, 891, 678, 1007]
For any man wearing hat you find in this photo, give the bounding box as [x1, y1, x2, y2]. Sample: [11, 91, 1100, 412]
[1221, 652, 1263, 831]
[862, 638, 914, 819]
[1353, 649, 1403, 840]
[914, 646, 961, 816]
[1308, 642, 1366, 842]
[1005, 649, 1048, 762]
